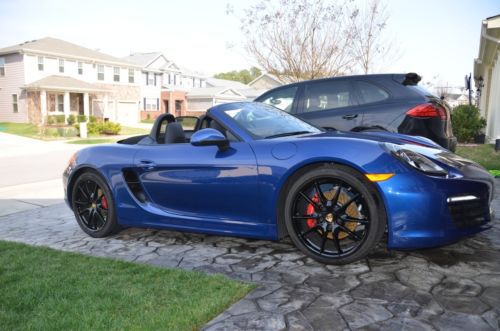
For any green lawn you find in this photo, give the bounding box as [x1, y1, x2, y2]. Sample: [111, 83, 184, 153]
[141, 119, 155, 124]
[0, 240, 254, 330]
[455, 144, 500, 170]
[119, 126, 150, 135]
[67, 138, 118, 145]
[0, 122, 42, 139]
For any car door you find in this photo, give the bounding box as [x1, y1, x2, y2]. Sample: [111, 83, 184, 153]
[133, 141, 261, 224]
[296, 79, 362, 131]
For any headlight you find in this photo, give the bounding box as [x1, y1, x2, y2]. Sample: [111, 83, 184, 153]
[383, 143, 447, 176]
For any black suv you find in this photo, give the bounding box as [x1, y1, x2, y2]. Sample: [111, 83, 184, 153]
[254, 73, 457, 151]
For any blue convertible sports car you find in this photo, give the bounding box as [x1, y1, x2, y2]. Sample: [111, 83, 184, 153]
[64, 102, 494, 264]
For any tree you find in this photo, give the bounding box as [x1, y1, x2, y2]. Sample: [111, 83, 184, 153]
[451, 105, 486, 143]
[234, 0, 396, 81]
[214, 67, 262, 84]
[349, 0, 397, 74]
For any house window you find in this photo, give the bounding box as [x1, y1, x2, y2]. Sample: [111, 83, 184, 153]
[57, 95, 64, 112]
[59, 59, 64, 73]
[0, 57, 5, 76]
[192, 77, 195, 87]
[12, 94, 18, 113]
[78, 62, 83, 75]
[38, 57, 44, 71]
[128, 68, 134, 83]
[97, 64, 104, 81]
[175, 100, 182, 112]
[113, 67, 120, 82]
[148, 73, 155, 86]
[145, 98, 158, 111]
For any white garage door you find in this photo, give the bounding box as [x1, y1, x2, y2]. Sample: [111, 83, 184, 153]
[116, 101, 139, 125]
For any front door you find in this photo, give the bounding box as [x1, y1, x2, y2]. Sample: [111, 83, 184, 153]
[133, 141, 261, 224]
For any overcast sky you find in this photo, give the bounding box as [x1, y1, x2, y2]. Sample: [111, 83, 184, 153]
[0, 0, 498, 86]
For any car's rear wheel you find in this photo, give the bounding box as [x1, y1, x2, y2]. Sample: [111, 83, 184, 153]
[71, 171, 119, 237]
[283, 165, 385, 264]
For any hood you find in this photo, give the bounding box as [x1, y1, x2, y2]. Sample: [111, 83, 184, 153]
[295, 130, 443, 150]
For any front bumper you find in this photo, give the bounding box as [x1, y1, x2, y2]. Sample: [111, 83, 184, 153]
[378, 170, 493, 250]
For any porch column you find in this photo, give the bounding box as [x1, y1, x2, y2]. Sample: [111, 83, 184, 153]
[63, 91, 70, 120]
[40, 89, 47, 124]
[83, 92, 90, 119]
[103, 95, 109, 120]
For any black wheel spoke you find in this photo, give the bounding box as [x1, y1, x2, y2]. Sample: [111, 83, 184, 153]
[74, 199, 88, 205]
[341, 215, 369, 225]
[330, 185, 341, 205]
[332, 228, 343, 254]
[336, 193, 360, 215]
[300, 226, 320, 238]
[337, 224, 362, 241]
[319, 229, 328, 253]
[314, 181, 327, 206]
[299, 191, 320, 210]
[78, 186, 88, 200]
[74, 179, 109, 232]
[293, 214, 319, 220]
[95, 210, 106, 227]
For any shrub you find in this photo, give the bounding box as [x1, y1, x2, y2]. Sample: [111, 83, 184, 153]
[89, 115, 97, 123]
[451, 105, 487, 143]
[47, 116, 56, 126]
[55, 115, 66, 124]
[86, 121, 121, 135]
[101, 121, 121, 135]
[67, 114, 76, 125]
[77, 115, 87, 123]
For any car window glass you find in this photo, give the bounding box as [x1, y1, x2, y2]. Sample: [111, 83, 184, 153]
[259, 86, 298, 113]
[304, 80, 353, 112]
[356, 81, 389, 104]
[176, 116, 197, 130]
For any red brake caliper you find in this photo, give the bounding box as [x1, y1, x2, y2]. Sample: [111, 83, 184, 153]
[306, 193, 320, 228]
[101, 195, 108, 209]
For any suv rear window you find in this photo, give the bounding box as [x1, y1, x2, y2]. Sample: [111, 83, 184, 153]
[406, 85, 437, 98]
[355, 81, 389, 104]
[259, 86, 298, 113]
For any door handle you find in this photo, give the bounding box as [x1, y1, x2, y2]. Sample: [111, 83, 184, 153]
[137, 160, 156, 170]
[342, 114, 358, 120]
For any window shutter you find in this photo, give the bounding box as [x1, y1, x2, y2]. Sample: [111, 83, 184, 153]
[154, 74, 157, 86]
[143, 97, 146, 110]
[146, 72, 149, 86]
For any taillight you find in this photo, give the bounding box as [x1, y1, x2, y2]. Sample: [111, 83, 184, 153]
[406, 103, 447, 120]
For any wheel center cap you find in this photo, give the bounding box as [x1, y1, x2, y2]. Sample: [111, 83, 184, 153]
[325, 213, 334, 223]
[91, 203, 97, 209]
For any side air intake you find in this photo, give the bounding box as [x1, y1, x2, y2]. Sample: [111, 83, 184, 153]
[122, 169, 148, 203]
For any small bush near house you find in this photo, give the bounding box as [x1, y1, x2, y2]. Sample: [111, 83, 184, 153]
[89, 115, 97, 123]
[55, 115, 66, 125]
[451, 105, 486, 143]
[47, 116, 56, 126]
[87, 121, 121, 135]
[66, 114, 76, 125]
[77, 115, 87, 123]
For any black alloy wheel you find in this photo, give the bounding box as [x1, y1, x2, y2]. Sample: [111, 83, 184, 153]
[284, 165, 385, 264]
[71, 171, 119, 237]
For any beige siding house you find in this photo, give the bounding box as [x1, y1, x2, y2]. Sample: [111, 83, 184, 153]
[474, 14, 500, 143]
[0, 37, 142, 125]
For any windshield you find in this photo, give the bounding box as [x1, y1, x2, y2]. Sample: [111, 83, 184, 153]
[220, 102, 321, 139]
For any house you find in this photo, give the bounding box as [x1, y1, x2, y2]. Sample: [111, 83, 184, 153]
[123, 52, 206, 120]
[248, 73, 286, 90]
[474, 14, 500, 142]
[205, 77, 266, 100]
[0, 37, 142, 125]
[186, 87, 247, 116]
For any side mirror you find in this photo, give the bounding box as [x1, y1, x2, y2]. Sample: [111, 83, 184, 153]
[190, 128, 229, 151]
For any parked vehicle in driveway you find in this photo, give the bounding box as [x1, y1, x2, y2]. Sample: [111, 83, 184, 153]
[64, 102, 492, 264]
[255, 73, 457, 151]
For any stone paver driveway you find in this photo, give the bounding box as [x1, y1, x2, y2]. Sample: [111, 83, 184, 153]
[1, 182, 500, 330]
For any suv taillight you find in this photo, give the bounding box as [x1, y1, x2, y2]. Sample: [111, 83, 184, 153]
[406, 103, 447, 120]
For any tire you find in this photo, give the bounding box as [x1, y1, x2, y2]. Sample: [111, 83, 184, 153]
[282, 164, 385, 264]
[71, 171, 119, 238]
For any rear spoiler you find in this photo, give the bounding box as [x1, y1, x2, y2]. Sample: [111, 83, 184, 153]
[393, 73, 422, 86]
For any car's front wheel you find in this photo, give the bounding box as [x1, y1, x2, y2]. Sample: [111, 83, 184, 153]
[71, 171, 119, 237]
[283, 165, 385, 264]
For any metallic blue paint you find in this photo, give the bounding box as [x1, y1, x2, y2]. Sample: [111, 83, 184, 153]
[64, 102, 494, 249]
